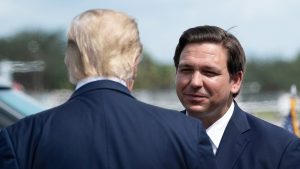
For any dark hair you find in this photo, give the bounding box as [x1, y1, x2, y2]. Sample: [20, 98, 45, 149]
[174, 25, 245, 74]
[173, 25, 246, 97]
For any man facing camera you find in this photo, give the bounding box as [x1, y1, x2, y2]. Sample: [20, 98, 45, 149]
[0, 9, 216, 169]
[174, 25, 300, 169]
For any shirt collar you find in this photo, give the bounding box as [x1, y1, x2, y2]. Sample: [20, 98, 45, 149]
[206, 102, 234, 154]
[186, 101, 234, 154]
[75, 76, 127, 90]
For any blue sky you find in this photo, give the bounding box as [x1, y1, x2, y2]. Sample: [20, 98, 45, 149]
[1, 0, 300, 63]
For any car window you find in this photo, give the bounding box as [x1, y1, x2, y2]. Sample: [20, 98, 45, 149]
[0, 89, 45, 116]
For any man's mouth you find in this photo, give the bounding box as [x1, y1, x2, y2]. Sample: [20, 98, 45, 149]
[184, 93, 208, 102]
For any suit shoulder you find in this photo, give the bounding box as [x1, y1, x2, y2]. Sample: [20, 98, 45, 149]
[246, 112, 298, 141]
[140, 100, 200, 120]
[138, 101, 202, 127]
[5, 102, 67, 135]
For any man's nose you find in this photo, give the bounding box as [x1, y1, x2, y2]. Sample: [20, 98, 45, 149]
[190, 71, 203, 88]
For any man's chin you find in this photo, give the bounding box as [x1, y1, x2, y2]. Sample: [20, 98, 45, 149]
[186, 105, 207, 116]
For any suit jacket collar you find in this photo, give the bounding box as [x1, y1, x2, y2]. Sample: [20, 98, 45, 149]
[215, 100, 251, 168]
[69, 80, 134, 101]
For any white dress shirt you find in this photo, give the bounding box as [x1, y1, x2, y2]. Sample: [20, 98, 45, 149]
[187, 102, 234, 155]
[75, 76, 127, 91]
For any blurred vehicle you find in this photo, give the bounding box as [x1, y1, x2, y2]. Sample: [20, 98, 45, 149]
[0, 80, 45, 128]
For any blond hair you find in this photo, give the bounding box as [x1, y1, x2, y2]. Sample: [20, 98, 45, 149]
[65, 9, 142, 84]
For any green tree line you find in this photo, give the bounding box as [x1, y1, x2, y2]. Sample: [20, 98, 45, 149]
[245, 56, 300, 92]
[0, 30, 299, 92]
[0, 30, 175, 90]
[0, 30, 70, 90]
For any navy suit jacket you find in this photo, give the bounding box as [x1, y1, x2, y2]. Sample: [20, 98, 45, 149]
[215, 101, 300, 169]
[0, 80, 216, 169]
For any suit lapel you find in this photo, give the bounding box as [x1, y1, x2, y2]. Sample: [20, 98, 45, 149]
[215, 102, 251, 169]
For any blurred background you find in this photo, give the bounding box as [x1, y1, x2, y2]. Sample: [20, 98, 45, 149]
[0, 0, 300, 131]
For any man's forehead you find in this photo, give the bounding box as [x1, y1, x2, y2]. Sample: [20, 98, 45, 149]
[180, 44, 226, 61]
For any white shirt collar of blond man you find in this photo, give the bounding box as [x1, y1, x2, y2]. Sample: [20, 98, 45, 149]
[187, 101, 234, 155]
[75, 76, 127, 91]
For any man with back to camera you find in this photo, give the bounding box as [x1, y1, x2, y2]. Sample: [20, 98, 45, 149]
[0, 9, 216, 169]
[173, 25, 300, 169]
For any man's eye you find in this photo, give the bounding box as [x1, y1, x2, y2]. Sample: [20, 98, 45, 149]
[203, 71, 218, 77]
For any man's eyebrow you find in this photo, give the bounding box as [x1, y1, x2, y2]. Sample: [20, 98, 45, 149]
[202, 65, 217, 70]
[178, 62, 193, 67]
[178, 63, 221, 71]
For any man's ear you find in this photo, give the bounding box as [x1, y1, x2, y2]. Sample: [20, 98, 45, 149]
[126, 56, 140, 91]
[230, 71, 243, 94]
[132, 55, 141, 80]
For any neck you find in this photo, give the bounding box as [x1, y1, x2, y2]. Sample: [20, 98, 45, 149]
[190, 99, 233, 129]
[200, 113, 225, 128]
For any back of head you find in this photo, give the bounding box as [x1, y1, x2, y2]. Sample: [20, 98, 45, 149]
[65, 9, 142, 84]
